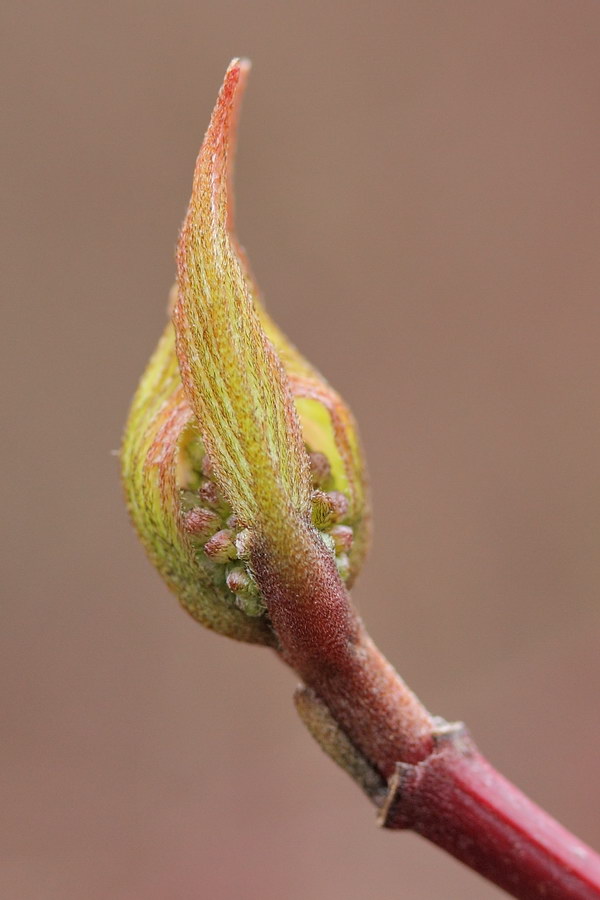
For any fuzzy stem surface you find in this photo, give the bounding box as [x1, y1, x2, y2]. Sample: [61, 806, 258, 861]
[381, 729, 600, 899]
[250, 524, 600, 899]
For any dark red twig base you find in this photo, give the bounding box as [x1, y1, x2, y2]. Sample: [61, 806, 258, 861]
[250, 524, 600, 899]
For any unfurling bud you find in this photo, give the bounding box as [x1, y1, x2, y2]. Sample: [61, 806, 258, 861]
[121, 59, 371, 645]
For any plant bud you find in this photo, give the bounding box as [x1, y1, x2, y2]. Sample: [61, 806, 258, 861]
[182, 507, 220, 540]
[121, 60, 371, 647]
[330, 524, 354, 553]
[335, 553, 351, 581]
[311, 490, 350, 529]
[204, 529, 237, 563]
[199, 480, 221, 508]
[226, 567, 265, 617]
[225, 566, 254, 596]
[235, 528, 252, 561]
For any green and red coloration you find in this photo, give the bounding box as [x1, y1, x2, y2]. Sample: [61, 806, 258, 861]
[122, 60, 370, 646]
[122, 60, 600, 899]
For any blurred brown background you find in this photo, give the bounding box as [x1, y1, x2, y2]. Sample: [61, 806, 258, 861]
[2, 1, 599, 898]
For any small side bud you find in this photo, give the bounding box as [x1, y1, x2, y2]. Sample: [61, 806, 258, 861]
[235, 528, 252, 560]
[327, 491, 350, 520]
[204, 529, 237, 562]
[226, 566, 256, 596]
[122, 59, 371, 648]
[182, 507, 220, 540]
[330, 524, 354, 553]
[335, 553, 351, 581]
[199, 480, 221, 507]
[311, 490, 350, 529]
[227, 567, 265, 617]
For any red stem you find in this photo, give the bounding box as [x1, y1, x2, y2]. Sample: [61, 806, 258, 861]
[250, 524, 600, 898]
[382, 728, 600, 899]
[250, 523, 435, 770]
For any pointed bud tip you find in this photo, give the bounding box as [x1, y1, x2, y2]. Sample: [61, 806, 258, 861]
[228, 57, 251, 74]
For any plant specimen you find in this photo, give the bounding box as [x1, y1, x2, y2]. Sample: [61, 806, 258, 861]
[121, 60, 600, 899]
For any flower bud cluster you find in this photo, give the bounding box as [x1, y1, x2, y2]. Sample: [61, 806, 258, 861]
[178, 437, 355, 617]
[307, 452, 355, 582]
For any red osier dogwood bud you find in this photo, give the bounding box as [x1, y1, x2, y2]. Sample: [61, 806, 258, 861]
[121, 60, 370, 644]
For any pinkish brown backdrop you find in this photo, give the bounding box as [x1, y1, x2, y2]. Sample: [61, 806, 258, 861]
[2, 2, 599, 898]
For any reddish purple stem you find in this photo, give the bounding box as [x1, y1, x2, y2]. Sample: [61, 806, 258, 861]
[250, 524, 600, 899]
[382, 731, 600, 899]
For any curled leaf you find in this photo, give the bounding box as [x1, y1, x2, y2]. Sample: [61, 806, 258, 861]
[174, 59, 310, 542]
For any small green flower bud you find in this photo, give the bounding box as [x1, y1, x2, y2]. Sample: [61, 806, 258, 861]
[204, 529, 237, 563]
[311, 490, 350, 529]
[235, 528, 252, 561]
[328, 491, 350, 521]
[335, 553, 351, 581]
[182, 507, 220, 540]
[226, 567, 266, 617]
[199, 480, 221, 508]
[226, 566, 254, 596]
[329, 524, 354, 553]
